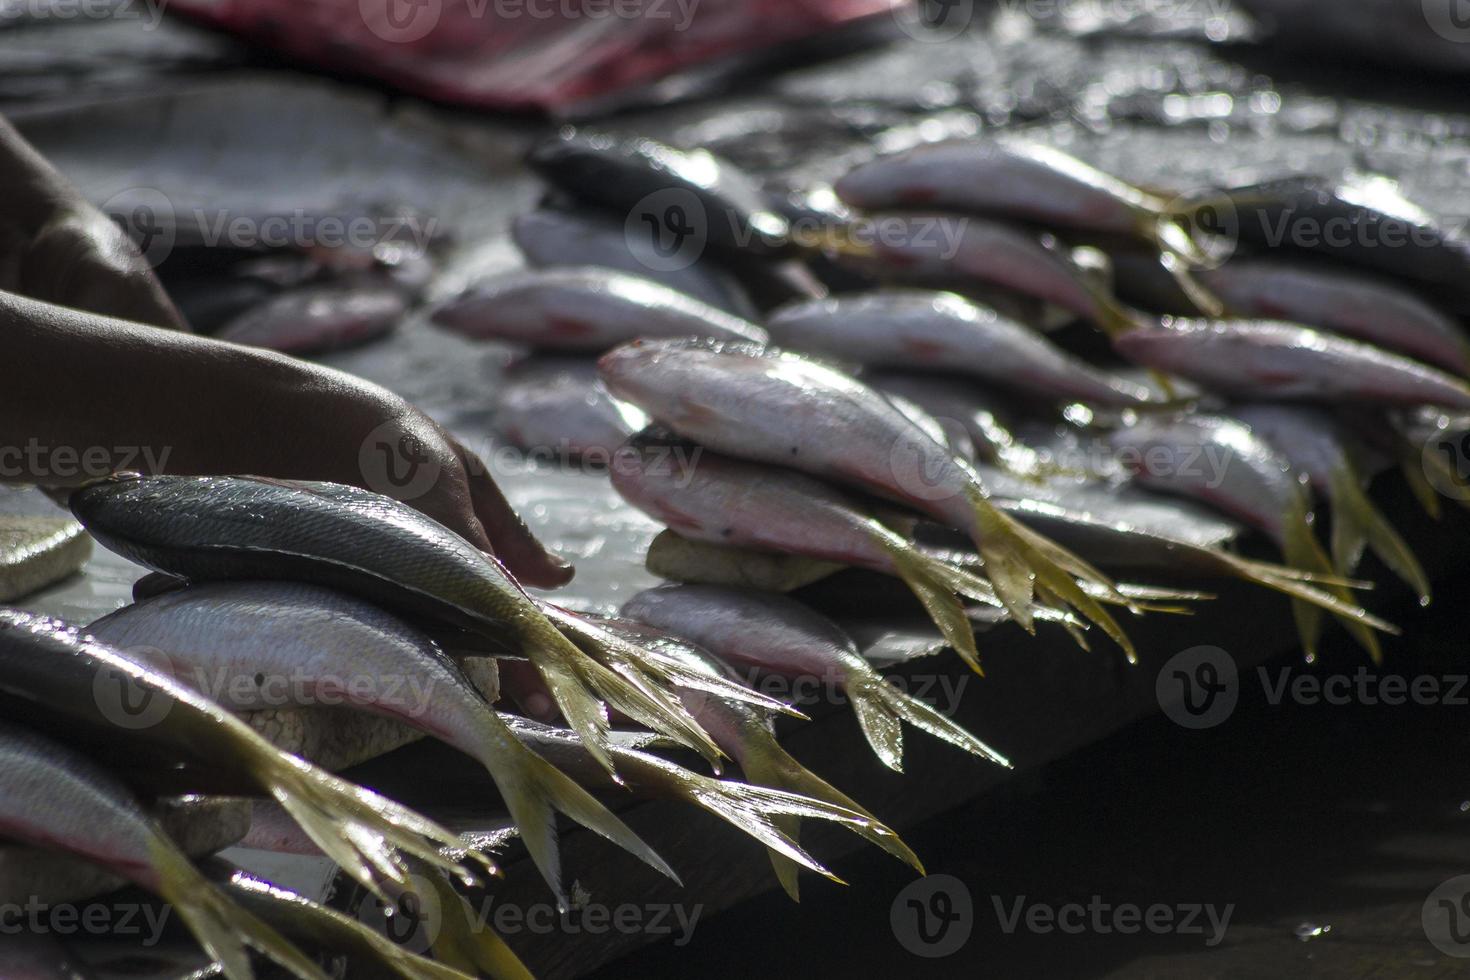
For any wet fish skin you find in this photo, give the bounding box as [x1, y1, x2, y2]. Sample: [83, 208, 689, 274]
[870, 373, 1026, 470]
[527, 131, 793, 258]
[496, 358, 648, 459]
[1200, 259, 1470, 375]
[214, 281, 407, 354]
[768, 290, 1160, 406]
[1115, 319, 1470, 409]
[0, 719, 327, 980]
[512, 209, 757, 318]
[431, 266, 769, 350]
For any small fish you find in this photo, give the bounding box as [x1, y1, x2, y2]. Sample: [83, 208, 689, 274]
[0, 609, 480, 899]
[1200, 259, 1470, 375]
[1231, 403, 1430, 604]
[870, 373, 1041, 475]
[527, 130, 793, 258]
[512, 209, 757, 318]
[622, 584, 1010, 775]
[0, 720, 328, 980]
[768, 290, 1161, 406]
[611, 432, 1066, 673]
[599, 339, 1137, 659]
[588, 615, 922, 900]
[213, 280, 407, 354]
[495, 358, 649, 459]
[1115, 319, 1470, 409]
[501, 714, 896, 886]
[826, 212, 1147, 337]
[86, 581, 674, 908]
[68, 475, 720, 780]
[1106, 414, 1395, 659]
[431, 267, 769, 350]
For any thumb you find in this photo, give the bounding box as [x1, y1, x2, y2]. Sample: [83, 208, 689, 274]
[454, 439, 575, 589]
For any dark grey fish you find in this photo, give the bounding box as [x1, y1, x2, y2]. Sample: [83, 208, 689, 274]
[495, 358, 648, 460]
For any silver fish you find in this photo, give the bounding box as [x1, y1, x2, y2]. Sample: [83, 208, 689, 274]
[512, 209, 757, 318]
[432, 266, 769, 350]
[0, 609, 480, 898]
[598, 339, 1136, 657]
[495, 358, 649, 459]
[869, 373, 1035, 474]
[1200, 260, 1470, 375]
[1116, 319, 1470, 409]
[768, 290, 1160, 405]
[86, 581, 672, 907]
[213, 281, 406, 354]
[67, 474, 721, 778]
[0, 720, 327, 980]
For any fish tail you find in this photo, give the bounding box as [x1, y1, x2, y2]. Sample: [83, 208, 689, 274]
[882, 535, 988, 675]
[250, 750, 486, 900]
[481, 711, 678, 909]
[853, 672, 1011, 770]
[1151, 219, 1227, 317]
[1279, 496, 1385, 664]
[541, 608, 725, 770]
[404, 860, 536, 980]
[964, 486, 1140, 662]
[1327, 465, 1431, 604]
[150, 841, 328, 980]
[737, 719, 923, 901]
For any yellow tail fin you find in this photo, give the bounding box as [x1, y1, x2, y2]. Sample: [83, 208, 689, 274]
[1327, 465, 1431, 605]
[1279, 495, 1384, 663]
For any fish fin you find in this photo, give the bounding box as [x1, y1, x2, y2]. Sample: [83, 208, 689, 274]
[151, 842, 328, 980]
[492, 732, 679, 909]
[855, 672, 1011, 770]
[407, 862, 536, 980]
[1404, 451, 1444, 520]
[631, 646, 808, 719]
[253, 752, 483, 900]
[882, 536, 987, 675]
[529, 645, 617, 777]
[849, 676, 905, 772]
[1152, 221, 1227, 317]
[542, 608, 725, 770]
[1279, 496, 1384, 664]
[1327, 466, 1431, 604]
[968, 490, 1139, 662]
[738, 720, 924, 898]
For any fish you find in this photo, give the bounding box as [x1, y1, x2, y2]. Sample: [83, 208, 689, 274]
[527, 131, 794, 258]
[622, 584, 1010, 775]
[495, 358, 649, 460]
[1115, 319, 1470, 409]
[213, 280, 407, 354]
[869, 373, 1045, 476]
[501, 714, 900, 886]
[512, 209, 757, 318]
[0, 609, 481, 899]
[1181, 174, 1470, 306]
[85, 581, 675, 908]
[67, 474, 721, 780]
[431, 267, 769, 350]
[1106, 414, 1395, 659]
[767, 290, 1162, 406]
[610, 432, 1071, 673]
[833, 138, 1216, 309]
[208, 863, 482, 980]
[1231, 403, 1430, 604]
[586, 615, 922, 900]
[1199, 259, 1470, 375]
[0, 719, 328, 980]
[598, 339, 1139, 659]
[824, 212, 1148, 338]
